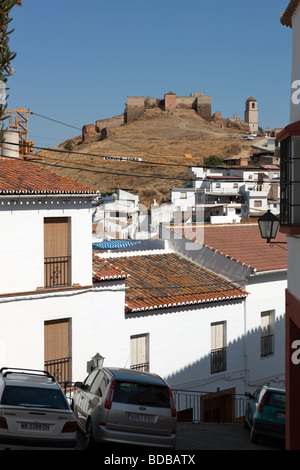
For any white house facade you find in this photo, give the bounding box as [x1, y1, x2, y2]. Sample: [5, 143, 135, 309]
[162, 223, 287, 393]
[0, 156, 110, 383]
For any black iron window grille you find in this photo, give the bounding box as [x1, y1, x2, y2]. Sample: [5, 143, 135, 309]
[44, 256, 71, 288]
[261, 334, 274, 357]
[211, 347, 227, 374]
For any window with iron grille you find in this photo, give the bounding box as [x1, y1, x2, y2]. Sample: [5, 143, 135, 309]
[261, 310, 275, 357]
[44, 217, 71, 288]
[130, 333, 149, 372]
[211, 321, 227, 374]
[280, 136, 300, 226]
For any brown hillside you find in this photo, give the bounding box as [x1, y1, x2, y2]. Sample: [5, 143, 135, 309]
[33, 108, 255, 208]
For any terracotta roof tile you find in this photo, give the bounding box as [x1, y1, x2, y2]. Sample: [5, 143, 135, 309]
[0, 157, 96, 194]
[93, 255, 130, 281]
[98, 253, 247, 313]
[170, 224, 287, 273]
[281, 0, 300, 27]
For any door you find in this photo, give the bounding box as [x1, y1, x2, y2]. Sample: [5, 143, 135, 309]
[44, 318, 72, 383]
[44, 217, 71, 288]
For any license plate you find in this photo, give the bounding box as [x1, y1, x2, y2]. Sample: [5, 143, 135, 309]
[276, 412, 285, 419]
[20, 422, 50, 431]
[128, 413, 155, 423]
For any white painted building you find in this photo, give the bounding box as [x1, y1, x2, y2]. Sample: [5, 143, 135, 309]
[94, 248, 249, 401]
[171, 166, 280, 219]
[93, 189, 139, 240]
[0, 155, 286, 423]
[277, 0, 300, 449]
[161, 223, 287, 392]
[0, 155, 125, 383]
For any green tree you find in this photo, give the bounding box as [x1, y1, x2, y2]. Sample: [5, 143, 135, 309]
[203, 155, 224, 167]
[0, 0, 22, 142]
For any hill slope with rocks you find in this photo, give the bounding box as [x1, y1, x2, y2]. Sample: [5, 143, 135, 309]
[34, 108, 255, 208]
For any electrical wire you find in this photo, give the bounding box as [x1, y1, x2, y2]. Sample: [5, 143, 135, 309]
[31, 112, 82, 131]
[3, 138, 280, 183]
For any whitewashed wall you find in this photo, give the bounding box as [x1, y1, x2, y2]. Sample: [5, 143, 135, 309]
[0, 282, 125, 382]
[0, 196, 93, 294]
[244, 272, 286, 391]
[164, 233, 287, 390]
[0, 277, 247, 396]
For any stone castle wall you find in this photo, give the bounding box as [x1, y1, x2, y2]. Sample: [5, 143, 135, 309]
[125, 92, 212, 123]
[82, 92, 213, 141]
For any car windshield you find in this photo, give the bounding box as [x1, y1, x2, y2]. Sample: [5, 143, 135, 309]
[113, 381, 170, 408]
[1, 385, 69, 410]
[265, 392, 285, 409]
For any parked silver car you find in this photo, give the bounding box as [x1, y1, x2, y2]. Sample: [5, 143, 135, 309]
[0, 367, 77, 449]
[72, 367, 177, 449]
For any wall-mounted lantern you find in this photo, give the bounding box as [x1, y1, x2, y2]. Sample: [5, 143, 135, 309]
[258, 210, 280, 243]
[92, 353, 104, 369]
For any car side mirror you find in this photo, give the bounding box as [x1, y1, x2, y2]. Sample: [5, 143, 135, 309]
[74, 381, 83, 388]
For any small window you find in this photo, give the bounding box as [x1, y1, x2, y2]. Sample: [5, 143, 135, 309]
[130, 333, 149, 372]
[254, 200, 262, 207]
[211, 321, 227, 373]
[261, 310, 275, 357]
[180, 192, 187, 199]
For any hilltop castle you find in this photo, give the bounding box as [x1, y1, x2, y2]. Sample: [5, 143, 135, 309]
[125, 92, 212, 122]
[81, 92, 257, 142]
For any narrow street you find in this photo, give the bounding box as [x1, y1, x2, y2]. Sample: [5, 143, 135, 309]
[75, 422, 285, 451]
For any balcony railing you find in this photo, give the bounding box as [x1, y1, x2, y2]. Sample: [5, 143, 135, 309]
[130, 362, 149, 372]
[45, 356, 72, 383]
[44, 256, 71, 288]
[211, 347, 227, 374]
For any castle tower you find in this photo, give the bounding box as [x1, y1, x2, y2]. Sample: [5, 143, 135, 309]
[244, 96, 258, 133]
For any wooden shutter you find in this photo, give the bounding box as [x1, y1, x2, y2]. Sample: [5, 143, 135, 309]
[211, 322, 226, 350]
[44, 319, 71, 383]
[44, 217, 69, 257]
[44, 217, 71, 287]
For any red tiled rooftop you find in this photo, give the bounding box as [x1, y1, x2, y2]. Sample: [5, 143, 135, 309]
[0, 157, 96, 194]
[98, 253, 247, 314]
[171, 224, 287, 273]
[93, 256, 130, 281]
[281, 0, 300, 27]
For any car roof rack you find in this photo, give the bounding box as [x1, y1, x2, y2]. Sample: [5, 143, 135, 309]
[0, 367, 55, 381]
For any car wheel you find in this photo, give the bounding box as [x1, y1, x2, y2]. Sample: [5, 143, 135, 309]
[250, 423, 259, 444]
[85, 419, 97, 450]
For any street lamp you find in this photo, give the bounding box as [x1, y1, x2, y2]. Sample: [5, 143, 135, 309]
[92, 353, 104, 369]
[258, 210, 280, 243]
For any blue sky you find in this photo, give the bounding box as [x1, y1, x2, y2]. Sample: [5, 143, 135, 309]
[5, 0, 293, 147]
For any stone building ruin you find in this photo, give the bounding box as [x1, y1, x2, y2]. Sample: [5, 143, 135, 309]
[125, 91, 212, 122]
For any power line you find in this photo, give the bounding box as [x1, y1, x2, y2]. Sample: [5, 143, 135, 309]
[2, 141, 280, 183]
[31, 111, 82, 131]
[23, 154, 190, 182]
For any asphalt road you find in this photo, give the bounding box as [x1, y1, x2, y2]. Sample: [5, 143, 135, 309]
[75, 422, 285, 451]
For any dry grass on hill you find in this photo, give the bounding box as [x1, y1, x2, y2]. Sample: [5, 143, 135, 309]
[33, 108, 255, 208]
